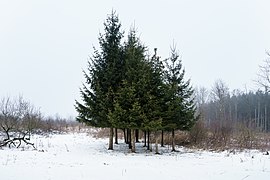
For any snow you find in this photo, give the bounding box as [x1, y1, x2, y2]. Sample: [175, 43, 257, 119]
[1, 132, 270, 180]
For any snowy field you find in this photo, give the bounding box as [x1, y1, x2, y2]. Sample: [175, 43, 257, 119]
[1, 132, 270, 180]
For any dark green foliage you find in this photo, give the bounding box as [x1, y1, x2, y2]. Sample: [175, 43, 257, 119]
[109, 30, 151, 130]
[141, 49, 164, 131]
[163, 47, 197, 131]
[75, 12, 197, 151]
[75, 11, 124, 129]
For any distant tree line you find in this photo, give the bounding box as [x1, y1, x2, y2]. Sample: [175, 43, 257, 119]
[196, 79, 270, 133]
[75, 11, 197, 153]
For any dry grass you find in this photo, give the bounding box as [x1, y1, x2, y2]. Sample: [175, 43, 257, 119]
[81, 124, 270, 152]
[185, 121, 270, 151]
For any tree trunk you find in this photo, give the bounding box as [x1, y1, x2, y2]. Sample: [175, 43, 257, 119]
[123, 129, 127, 143]
[115, 128, 118, 144]
[143, 131, 147, 147]
[255, 108, 257, 129]
[172, 129, 176, 152]
[2, 127, 10, 141]
[128, 129, 132, 149]
[135, 129, 139, 143]
[108, 127, 114, 150]
[131, 129, 136, 153]
[126, 129, 130, 144]
[155, 131, 159, 154]
[265, 105, 267, 132]
[161, 130, 164, 147]
[258, 102, 261, 131]
[147, 130, 150, 150]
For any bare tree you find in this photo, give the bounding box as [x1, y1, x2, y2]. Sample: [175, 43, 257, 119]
[0, 97, 18, 141]
[211, 80, 230, 102]
[256, 51, 270, 92]
[211, 79, 230, 126]
[0, 96, 40, 148]
[195, 86, 209, 122]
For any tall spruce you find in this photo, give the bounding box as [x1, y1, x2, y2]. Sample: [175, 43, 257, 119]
[142, 48, 164, 151]
[164, 46, 197, 151]
[75, 11, 124, 150]
[108, 30, 148, 152]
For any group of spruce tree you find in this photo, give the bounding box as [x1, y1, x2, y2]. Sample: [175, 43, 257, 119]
[75, 12, 196, 153]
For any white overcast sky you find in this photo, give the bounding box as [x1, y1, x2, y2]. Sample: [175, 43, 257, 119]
[1, 0, 270, 118]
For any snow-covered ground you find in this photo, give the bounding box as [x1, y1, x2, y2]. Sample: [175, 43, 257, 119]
[0, 132, 270, 180]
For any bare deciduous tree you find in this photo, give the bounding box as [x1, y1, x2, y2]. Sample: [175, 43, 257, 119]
[256, 51, 270, 92]
[211, 79, 230, 126]
[0, 96, 40, 148]
[195, 86, 209, 121]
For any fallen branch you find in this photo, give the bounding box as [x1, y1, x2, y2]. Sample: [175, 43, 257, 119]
[0, 131, 35, 149]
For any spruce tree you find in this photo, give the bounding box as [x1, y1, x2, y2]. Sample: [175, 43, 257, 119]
[75, 11, 124, 150]
[108, 29, 148, 152]
[164, 46, 197, 151]
[142, 48, 164, 151]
